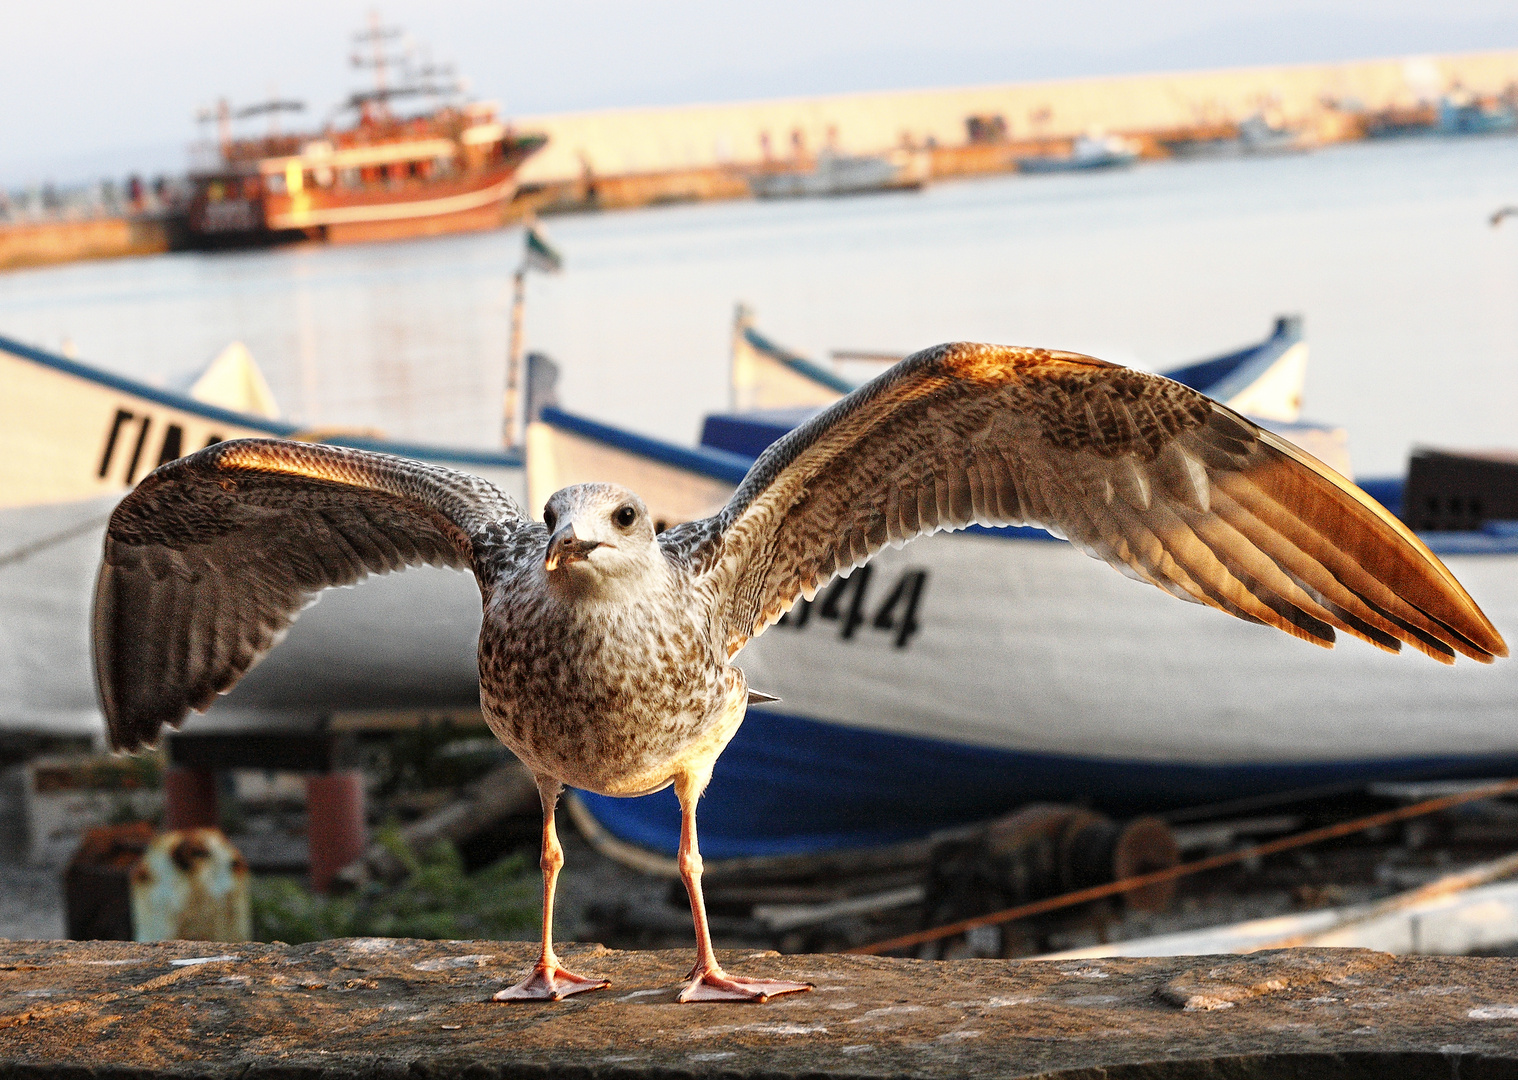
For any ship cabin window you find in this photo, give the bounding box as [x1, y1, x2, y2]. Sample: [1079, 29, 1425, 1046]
[266, 173, 286, 195]
[340, 167, 360, 188]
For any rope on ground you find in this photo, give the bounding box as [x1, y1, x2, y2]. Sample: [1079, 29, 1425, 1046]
[849, 775, 1518, 956]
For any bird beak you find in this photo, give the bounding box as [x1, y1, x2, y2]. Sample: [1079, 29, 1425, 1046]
[545, 525, 602, 572]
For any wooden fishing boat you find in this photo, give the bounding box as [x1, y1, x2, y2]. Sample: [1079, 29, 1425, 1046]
[524, 325, 1518, 861]
[721, 311, 1346, 473]
[185, 23, 545, 246]
[1018, 134, 1139, 174]
[0, 333, 523, 735]
[188, 108, 545, 246]
[746, 149, 927, 199]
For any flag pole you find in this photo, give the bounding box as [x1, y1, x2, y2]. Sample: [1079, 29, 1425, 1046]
[504, 220, 562, 448]
[503, 265, 526, 448]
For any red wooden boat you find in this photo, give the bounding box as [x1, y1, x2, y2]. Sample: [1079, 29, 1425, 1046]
[186, 25, 545, 246]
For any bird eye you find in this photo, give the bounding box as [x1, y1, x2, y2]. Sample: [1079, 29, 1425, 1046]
[543, 508, 557, 531]
[614, 505, 637, 529]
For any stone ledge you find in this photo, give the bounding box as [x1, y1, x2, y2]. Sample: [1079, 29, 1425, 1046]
[2, 939, 1518, 1078]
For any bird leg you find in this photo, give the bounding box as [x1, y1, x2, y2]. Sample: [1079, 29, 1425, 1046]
[494, 777, 609, 1002]
[673, 771, 812, 1003]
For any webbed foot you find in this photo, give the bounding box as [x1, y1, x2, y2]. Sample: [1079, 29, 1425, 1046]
[677, 964, 812, 1003]
[493, 962, 610, 1002]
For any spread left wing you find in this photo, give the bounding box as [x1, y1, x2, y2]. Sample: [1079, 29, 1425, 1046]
[672, 342, 1505, 666]
[94, 438, 526, 751]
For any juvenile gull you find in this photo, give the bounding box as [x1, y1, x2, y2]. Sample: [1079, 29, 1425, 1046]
[94, 343, 1507, 1003]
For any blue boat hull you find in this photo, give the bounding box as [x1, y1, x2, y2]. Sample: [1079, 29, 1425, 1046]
[579, 707, 1518, 860]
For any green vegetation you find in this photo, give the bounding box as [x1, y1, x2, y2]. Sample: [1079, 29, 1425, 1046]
[252, 826, 537, 944]
[365, 723, 511, 799]
[31, 750, 163, 793]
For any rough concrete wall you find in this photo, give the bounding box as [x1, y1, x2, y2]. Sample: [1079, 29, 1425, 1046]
[513, 50, 1518, 183]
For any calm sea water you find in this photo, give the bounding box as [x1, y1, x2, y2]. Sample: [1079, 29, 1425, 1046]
[1, 136, 1514, 477]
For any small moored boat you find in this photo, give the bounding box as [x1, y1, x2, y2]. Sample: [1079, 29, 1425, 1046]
[747, 149, 927, 199]
[1018, 134, 1139, 174]
[718, 309, 1345, 474]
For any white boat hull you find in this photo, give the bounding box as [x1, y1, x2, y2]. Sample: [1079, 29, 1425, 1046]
[0, 333, 523, 736]
[0, 494, 492, 736]
[742, 532, 1517, 767]
[521, 401, 1518, 858]
[579, 527, 1518, 858]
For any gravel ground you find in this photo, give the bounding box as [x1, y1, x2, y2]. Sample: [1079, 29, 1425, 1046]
[552, 831, 673, 942]
[0, 862, 65, 940]
[0, 773, 67, 940]
[0, 813, 663, 946]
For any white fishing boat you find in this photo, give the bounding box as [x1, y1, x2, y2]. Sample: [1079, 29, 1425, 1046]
[0, 333, 523, 736]
[729, 307, 862, 413]
[746, 149, 927, 200]
[1161, 114, 1309, 159]
[721, 309, 1345, 474]
[1018, 133, 1140, 174]
[8, 324, 1514, 863]
[176, 342, 283, 419]
[525, 324, 1518, 862]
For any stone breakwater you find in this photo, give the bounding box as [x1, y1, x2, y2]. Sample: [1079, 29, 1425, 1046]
[511, 49, 1518, 186]
[0, 217, 171, 272]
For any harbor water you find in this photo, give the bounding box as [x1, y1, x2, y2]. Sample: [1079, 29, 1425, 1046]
[1, 135, 1515, 478]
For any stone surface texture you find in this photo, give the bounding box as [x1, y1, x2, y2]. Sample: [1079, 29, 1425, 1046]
[2, 939, 1518, 1078]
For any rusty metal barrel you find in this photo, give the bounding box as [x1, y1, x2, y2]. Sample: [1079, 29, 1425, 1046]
[129, 829, 252, 942]
[64, 822, 156, 941]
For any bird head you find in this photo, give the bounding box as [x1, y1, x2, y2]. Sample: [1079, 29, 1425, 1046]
[541, 484, 658, 583]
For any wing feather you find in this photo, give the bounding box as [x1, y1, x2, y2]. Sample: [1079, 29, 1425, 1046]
[685, 342, 1505, 665]
[1209, 469, 1467, 660]
[93, 438, 526, 751]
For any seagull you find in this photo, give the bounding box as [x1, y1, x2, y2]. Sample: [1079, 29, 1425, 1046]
[94, 342, 1507, 1003]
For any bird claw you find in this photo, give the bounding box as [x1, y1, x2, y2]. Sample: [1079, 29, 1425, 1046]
[493, 963, 609, 1002]
[677, 967, 813, 1003]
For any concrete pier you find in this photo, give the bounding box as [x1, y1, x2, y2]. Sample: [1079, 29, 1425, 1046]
[4, 939, 1518, 1077]
[511, 50, 1518, 187]
[0, 217, 170, 271]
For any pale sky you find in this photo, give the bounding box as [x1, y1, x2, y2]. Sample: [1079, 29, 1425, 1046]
[3, 0, 1517, 185]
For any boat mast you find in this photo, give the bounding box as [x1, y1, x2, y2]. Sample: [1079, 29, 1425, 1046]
[350, 12, 403, 123]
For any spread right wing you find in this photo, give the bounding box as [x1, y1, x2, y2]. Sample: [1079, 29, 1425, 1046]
[666, 342, 1505, 666]
[93, 438, 527, 751]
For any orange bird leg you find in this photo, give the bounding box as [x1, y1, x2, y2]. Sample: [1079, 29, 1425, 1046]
[674, 769, 812, 1003]
[494, 777, 609, 1002]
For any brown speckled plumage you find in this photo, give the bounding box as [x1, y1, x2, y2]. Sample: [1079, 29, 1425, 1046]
[93, 342, 1505, 1002]
[478, 528, 732, 796]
